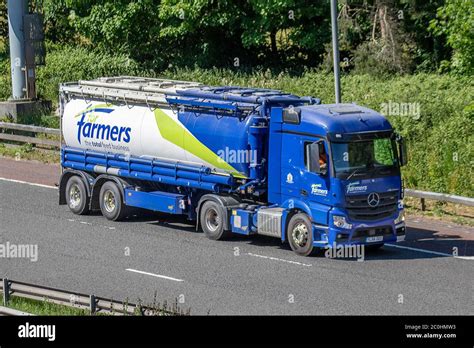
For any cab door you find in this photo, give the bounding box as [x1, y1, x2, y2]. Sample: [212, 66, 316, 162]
[280, 133, 331, 206]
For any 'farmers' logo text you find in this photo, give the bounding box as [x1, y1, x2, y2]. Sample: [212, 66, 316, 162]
[77, 114, 131, 144]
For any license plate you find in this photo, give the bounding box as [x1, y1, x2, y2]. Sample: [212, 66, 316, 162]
[366, 236, 383, 243]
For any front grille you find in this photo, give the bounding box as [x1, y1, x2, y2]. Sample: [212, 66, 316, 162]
[345, 191, 398, 221]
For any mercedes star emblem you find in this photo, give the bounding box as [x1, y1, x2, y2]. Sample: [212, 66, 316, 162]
[367, 192, 380, 207]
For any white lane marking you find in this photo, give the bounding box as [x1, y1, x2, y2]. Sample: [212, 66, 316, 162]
[126, 268, 184, 282]
[385, 244, 474, 260]
[0, 177, 57, 189]
[247, 252, 312, 267]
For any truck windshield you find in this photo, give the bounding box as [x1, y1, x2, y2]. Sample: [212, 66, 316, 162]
[331, 137, 399, 179]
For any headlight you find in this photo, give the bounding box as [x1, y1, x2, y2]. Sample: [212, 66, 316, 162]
[394, 210, 405, 225]
[333, 215, 352, 229]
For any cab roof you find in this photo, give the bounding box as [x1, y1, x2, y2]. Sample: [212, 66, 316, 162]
[292, 103, 393, 136]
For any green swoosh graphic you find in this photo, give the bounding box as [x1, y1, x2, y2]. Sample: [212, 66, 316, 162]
[74, 103, 112, 118]
[154, 109, 245, 178]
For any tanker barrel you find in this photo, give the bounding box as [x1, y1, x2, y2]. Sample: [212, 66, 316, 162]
[64, 149, 231, 187]
[107, 160, 128, 170]
[66, 148, 224, 180]
[120, 169, 222, 191]
[66, 148, 109, 159]
[73, 165, 220, 192]
[130, 163, 153, 173]
[114, 155, 212, 175]
[150, 167, 233, 186]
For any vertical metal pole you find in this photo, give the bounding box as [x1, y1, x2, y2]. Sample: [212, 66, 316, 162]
[7, 0, 28, 100]
[330, 0, 341, 104]
[3, 278, 10, 306]
[90, 294, 96, 314]
[421, 198, 426, 211]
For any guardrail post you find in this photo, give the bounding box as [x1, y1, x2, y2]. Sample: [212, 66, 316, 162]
[420, 198, 426, 211]
[3, 278, 10, 306]
[90, 294, 96, 314]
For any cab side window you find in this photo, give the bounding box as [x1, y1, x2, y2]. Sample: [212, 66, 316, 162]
[304, 140, 328, 174]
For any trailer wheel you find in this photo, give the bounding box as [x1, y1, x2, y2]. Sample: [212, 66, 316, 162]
[287, 213, 315, 256]
[65, 175, 90, 215]
[200, 200, 229, 240]
[99, 181, 128, 221]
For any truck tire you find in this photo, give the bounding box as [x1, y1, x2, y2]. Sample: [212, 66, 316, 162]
[65, 175, 90, 215]
[200, 200, 229, 240]
[99, 181, 128, 221]
[287, 213, 315, 256]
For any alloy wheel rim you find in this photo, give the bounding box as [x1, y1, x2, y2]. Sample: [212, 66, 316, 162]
[205, 208, 220, 232]
[69, 184, 81, 208]
[103, 190, 116, 213]
[292, 222, 309, 247]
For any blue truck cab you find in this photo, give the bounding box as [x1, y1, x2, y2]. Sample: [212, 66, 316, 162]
[59, 77, 407, 257]
[261, 103, 407, 255]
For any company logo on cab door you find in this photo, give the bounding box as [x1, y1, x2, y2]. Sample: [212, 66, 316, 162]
[76, 114, 132, 144]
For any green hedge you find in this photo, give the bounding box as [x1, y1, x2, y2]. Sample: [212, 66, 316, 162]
[1, 46, 473, 196]
[0, 45, 146, 101]
[0, 44, 10, 100]
[36, 46, 146, 102]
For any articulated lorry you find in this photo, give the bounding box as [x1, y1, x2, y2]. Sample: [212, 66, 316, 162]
[59, 76, 407, 256]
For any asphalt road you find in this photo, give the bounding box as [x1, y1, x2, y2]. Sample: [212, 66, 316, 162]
[0, 159, 473, 315]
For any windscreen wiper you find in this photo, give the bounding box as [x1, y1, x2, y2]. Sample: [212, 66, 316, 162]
[346, 162, 373, 180]
[346, 167, 364, 180]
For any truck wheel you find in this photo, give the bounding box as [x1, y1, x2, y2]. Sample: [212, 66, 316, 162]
[99, 181, 128, 221]
[200, 200, 229, 240]
[287, 213, 315, 256]
[65, 175, 90, 215]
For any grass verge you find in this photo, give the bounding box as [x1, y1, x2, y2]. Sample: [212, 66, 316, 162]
[0, 292, 190, 316]
[0, 294, 91, 316]
[0, 143, 59, 164]
[404, 197, 474, 227]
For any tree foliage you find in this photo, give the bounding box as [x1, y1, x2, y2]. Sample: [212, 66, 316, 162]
[430, 0, 474, 74]
[0, 0, 7, 42]
[1, 0, 472, 74]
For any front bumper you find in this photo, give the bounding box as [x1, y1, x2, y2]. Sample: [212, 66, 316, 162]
[312, 212, 406, 247]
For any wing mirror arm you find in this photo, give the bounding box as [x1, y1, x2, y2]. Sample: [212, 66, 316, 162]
[396, 134, 407, 166]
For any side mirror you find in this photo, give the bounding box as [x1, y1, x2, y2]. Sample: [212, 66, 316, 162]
[397, 135, 407, 166]
[306, 141, 326, 175]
